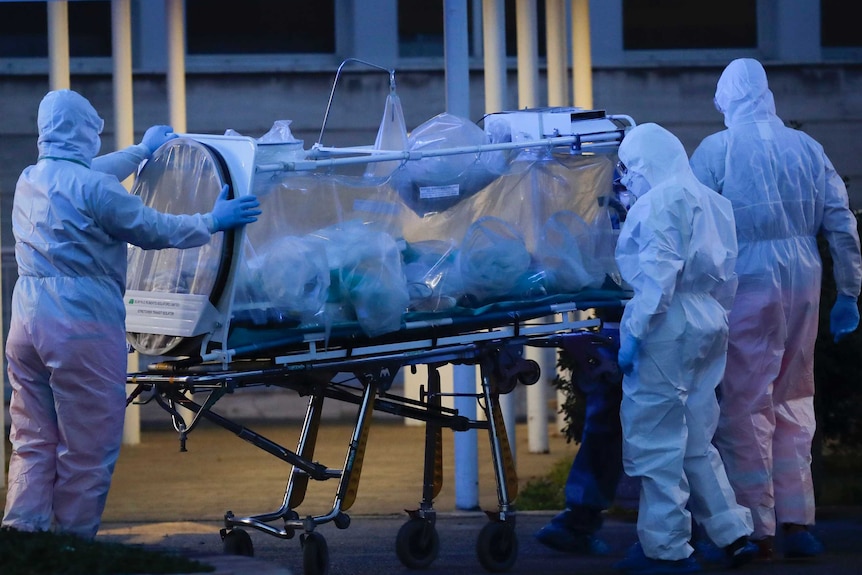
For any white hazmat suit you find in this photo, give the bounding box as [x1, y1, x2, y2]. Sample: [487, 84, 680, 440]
[615, 123, 753, 561]
[2, 90, 216, 538]
[690, 58, 862, 544]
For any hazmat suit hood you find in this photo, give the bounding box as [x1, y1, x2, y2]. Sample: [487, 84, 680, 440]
[37, 89, 104, 166]
[618, 122, 697, 194]
[714, 58, 780, 128]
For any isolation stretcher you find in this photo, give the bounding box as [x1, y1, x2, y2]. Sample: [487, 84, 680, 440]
[125, 99, 633, 575]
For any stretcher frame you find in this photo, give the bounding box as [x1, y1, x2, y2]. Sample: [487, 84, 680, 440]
[125, 86, 634, 573]
[127, 296, 627, 575]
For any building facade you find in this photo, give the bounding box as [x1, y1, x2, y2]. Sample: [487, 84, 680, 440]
[1, 0, 861, 396]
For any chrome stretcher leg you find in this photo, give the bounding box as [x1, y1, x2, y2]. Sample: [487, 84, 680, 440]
[395, 363, 443, 569]
[217, 377, 378, 575]
[475, 353, 519, 572]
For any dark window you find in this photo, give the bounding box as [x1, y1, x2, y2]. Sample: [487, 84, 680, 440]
[821, 0, 861, 47]
[186, 0, 335, 54]
[0, 1, 112, 58]
[622, 0, 757, 50]
[398, 0, 445, 57]
[398, 1, 542, 58]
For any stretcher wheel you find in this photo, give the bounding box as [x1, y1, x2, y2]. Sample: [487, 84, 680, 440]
[222, 528, 254, 556]
[301, 532, 329, 575]
[517, 359, 541, 386]
[395, 518, 440, 569]
[476, 521, 517, 572]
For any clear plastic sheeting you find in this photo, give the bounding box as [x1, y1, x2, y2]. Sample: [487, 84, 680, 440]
[364, 91, 408, 179]
[126, 134, 621, 354]
[392, 113, 511, 216]
[125, 138, 229, 355]
[231, 147, 618, 330]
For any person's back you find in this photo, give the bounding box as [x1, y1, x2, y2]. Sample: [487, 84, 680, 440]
[690, 57, 861, 560]
[692, 107, 842, 286]
[4, 89, 261, 540]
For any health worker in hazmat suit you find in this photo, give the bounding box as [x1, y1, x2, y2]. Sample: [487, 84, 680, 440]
[2, 89, 261, 539]
[613, 123, 756, 574]
[690, 58, 862, 560]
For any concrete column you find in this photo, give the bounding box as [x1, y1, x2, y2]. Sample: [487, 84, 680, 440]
[482, 0, 507, 114]
[759, 0, 821, 63]
[444, 0, 479, 511]
[338, 0, 399, 68]
[165, 0, 187, 133]
[112, 0, 140, 445]
[545, 0, 569, 107]
[112, 0, 135, 185]
[526, 341, 553, 453]
[444, 0, 471, 118]
[571, 0, 593, 109]
[515, 0, 539, 109]
[47, 0, 70, 90]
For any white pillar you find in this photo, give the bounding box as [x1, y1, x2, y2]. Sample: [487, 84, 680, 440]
[482, 0, 507, 114]
[453, 364, 480, 509]
[443, 0, 471, 118]
[545, 0, 568, 107]
[165, 0, 187, 133]
[515, 0, 539, 109]
[47, 0, 70, 90]
[112, 0, 140, 445]
[444, 0, 479, 511]
[526, 343, 553, 453]
[112, 0, 135, 186]
[571, 0, 594, 109]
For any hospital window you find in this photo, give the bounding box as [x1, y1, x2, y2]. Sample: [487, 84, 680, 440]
[821, 0, 861, 46]
[397, 0, 545, 59]
[0, 0, 112, 58]
[622, 0, 757, 50]
[186, 0, 335, 54]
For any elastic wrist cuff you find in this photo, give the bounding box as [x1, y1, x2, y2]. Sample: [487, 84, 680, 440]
[203, 213, 217, 234]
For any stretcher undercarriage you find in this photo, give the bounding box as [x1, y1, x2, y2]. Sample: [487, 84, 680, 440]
[124, 87, 634, 574]
[127, 295, 625, 574]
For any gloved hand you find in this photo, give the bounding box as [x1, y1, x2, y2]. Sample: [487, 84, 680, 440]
[617, 335, 640, 376]
[209, 184, 261, 232]
[830, 294, 860, 343]
[141, 124, 177, 154]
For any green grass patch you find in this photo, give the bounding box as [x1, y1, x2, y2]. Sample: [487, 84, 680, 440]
[0, 528, 214, 575]
[517, 456, 572, 510]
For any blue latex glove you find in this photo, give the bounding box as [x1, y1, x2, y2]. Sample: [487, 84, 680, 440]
[830, 294, 860, 343]
[141, 124, 177, 154]
[209, 185, 261, 232]
[617, 335, 640, 376]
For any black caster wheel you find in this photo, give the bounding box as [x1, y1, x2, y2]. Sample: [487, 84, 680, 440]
[476, 521, 518, 572]
[518, 359, 541, 385]
[333, 512, 351, 529]
[395, 518, 440, 569]
[301, 532, 330, 575]
[221, 528, 254, 556]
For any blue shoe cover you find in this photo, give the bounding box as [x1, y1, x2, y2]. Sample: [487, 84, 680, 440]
[534, 523, 610, 555]
[726, 539, 758, 568]
[692, 539, 725, 564]
[784, 530, 824, 559]
[614, 542, 702, 575]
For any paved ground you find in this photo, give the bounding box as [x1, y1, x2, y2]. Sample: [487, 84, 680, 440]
[5, 412, 862, 575]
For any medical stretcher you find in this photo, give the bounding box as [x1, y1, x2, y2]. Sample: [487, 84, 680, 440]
[125, 99, 633, 575]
